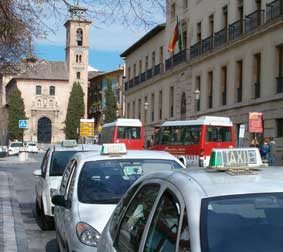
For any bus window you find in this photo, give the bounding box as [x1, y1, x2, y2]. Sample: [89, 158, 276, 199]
[101, 126, 114, 143]
[184, 126, 201, 145]
[160, 127, 170, 144]
[117, 127, 141, 139]
[171, 126, 183, 145]
[206, 126, 232, 142]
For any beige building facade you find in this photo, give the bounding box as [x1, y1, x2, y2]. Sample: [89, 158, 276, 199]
[0, 5, 92, 143]
[123, 0, 283, 162]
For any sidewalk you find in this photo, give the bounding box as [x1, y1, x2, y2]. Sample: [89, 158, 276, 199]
[0, 172, 28, 252]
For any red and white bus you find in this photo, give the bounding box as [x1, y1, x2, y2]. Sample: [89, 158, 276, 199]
[101, 119, 145, 150]
[150, 116, 236, 167]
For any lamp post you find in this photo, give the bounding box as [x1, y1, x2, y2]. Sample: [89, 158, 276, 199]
[194, 89, 200, 113]
[144, 102, 149, 124]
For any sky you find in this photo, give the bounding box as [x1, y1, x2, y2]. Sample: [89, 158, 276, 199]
[34, 3, 165, 72]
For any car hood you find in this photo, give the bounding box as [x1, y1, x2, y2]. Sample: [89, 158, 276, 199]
[78, 203, 117, 234]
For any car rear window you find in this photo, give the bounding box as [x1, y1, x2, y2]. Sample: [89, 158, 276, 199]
[11, 142, 23, 147]
[201, 193, 283, 252]
[49, 151, 78, 176]
[78, 159, 182, 204]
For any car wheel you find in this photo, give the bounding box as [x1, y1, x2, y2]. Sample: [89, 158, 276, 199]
[36, 200, 54, 230]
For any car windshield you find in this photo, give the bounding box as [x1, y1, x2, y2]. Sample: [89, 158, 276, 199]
[50, 151, 79, 176]
[78, 159, 183, 204]
[201, 193, 283, 252]
[10, 142, 23, 147]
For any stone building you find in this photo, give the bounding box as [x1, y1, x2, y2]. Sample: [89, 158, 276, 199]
[0, 5, 92, 143]
[122, 0, 283, 162]
[88, 68, 124, 130]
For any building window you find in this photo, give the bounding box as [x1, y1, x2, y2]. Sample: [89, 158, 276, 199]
[182, 21, 187, 49]
[196, 76, 201, 111]
[159, 46, 164, 63]
[151, 93, 155, 122]
[37, 99, 41, 107]
[79, 55, 82, 63]
[171, 3, 176, 19]
[221, 66, 227, 106]
[77, 72, 81, 79]
[238, 0, 244, 33]
[76, 28, 83, 46]
[139, 60, 142, 74]
[49, 86, 55, 96]
[127, 103, 130, 118]
[277, 119, 283, 137]
[152, 51, 156, 67]
[209, 14, 214, 37]
[145, 56, 149, 70]
[169, 86, 174, 117]
[127, 67, 131, 80]
[159, 90, 163, 120]
[183, 0, 188, 9]
[223, 5, 228, 28]
[277, 45, 283, 93]
[76, 55, 79, 63]
[254, 53, 261, 98]
[133, 64, 136, 77]
[132, 101, 136, 118]
[236, 60, 243, 102]
[197, 22, 202, 42]
[181, 92, 186, 120]
[256, 0, 262, 11]
[138, 99, 141, 119]
[208, 71, 213, 109]
[36, 85, 41, 95]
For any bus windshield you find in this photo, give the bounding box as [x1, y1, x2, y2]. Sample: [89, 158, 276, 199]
[159, 126, 201, 145]
[117, 126, 141, 139]
[206, 126, 232, 142]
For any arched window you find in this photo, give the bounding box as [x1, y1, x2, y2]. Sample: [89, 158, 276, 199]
[77, 72, 81, 79]
[76, 28, 83, 46]
[76, 55, 79, 63]
[181, 92, 186, 120]
[79, 55, 82, 63]
[50, 86, 55, 96]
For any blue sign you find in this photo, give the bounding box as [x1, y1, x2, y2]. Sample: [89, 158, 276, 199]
[18, 120, 28, 129]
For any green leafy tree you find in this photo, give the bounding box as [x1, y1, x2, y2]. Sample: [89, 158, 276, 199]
[8, 88, 26, 140]
[104, 81, 117, 123]
[65, 81, 85, 139]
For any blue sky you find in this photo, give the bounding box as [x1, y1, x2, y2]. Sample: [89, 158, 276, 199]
[34, 7, 165, 72]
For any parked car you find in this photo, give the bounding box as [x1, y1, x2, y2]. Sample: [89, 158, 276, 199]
[8, 141, 24, 156]
[33, 140, 102, 230]
[97, 148, 283, 252]
[52, 143, 185, 252]
[25, 142, 39, 153]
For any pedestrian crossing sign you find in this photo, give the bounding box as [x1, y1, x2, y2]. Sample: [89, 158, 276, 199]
[18, 120, 28, 129]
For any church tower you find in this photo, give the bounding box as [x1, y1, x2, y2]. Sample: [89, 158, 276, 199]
[65, 5, 91, 117]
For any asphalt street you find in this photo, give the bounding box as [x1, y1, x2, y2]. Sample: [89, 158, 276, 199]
[0, 153, 57, 252]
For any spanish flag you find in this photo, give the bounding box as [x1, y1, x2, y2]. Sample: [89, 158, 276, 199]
[168, 17, 182, 52]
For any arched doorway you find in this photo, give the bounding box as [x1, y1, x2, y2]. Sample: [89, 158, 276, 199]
[181, 92, 186, 120]
[37, 117, 52, 143]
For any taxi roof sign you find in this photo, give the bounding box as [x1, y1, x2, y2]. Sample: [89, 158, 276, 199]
[208, 148, 263, 170]
[101, 143, 127, 155]
[61, 140, 77, 148]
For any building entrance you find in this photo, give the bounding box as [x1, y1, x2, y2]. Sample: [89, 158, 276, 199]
[37, 117, 52, 143]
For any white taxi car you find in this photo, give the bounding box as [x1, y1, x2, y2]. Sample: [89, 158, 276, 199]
[33, 140, 101, 230]
[52, 143, 184, 252]
[8, 141, 24, 155]
[25, 142, 39, 153]
[98, 148, 283, 252]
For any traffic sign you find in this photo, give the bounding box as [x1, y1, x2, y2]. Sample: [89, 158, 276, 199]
[80, 118, 94, 137]
[19, 120, 28, 129]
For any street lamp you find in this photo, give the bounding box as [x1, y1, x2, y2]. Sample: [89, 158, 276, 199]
[144, 102, 149, 111]
[116, 110, 119, 118]
[194, 89, 200, 113]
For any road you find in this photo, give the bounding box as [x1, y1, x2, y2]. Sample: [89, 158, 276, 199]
[0, 153, 57, 252]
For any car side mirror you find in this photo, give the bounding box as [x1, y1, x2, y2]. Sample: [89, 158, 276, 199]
[33, 169, 42, 177]
[52, 195, 71, 209]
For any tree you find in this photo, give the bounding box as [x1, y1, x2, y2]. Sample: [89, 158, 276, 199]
[0, 0, 165, 71]
[104, 81, 117, 123]
[8, 88, 26, 140]
[65, 81, 85, 139]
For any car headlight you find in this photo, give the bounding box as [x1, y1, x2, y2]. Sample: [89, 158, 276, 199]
[76, 222, 101, 247]
[50, 188, 59, 198]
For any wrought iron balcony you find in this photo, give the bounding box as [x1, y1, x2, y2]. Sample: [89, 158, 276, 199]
[154, 63, 163, 76]
[146, 68, 153, 80]
[229, 19, 243, 41]
[237, 86, 242, 102]
[214, 28, 227, 48]
[277, 77, 283, 93]
[254, 81, 261, 98]
[190, 42, 202, 59]
[245, 10, 265, 33]
[140, 72, 146, 82]
[166, 49, 189, 70]
[202, 36, 214, 54]
[266, 0, 283, 22]
[124, 81, 128, 91]
[129, 79, 134, 89]
[165, 57, 173, 70]
[134, 76, 140, 85]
